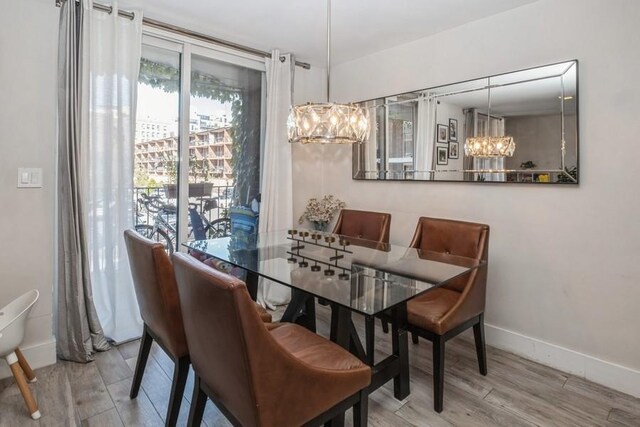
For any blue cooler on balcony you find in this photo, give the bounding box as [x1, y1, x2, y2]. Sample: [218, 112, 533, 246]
[226, 206, 259, 280]
[230, 206, 258, 235]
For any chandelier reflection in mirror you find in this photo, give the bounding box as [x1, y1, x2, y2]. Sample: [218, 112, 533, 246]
[287, 0, 369, 144]
[464, 136, 516, 157]
[464, 79, 516, 158]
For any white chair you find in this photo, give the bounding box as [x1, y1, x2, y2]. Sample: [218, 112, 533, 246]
[0, 290, 41, 420]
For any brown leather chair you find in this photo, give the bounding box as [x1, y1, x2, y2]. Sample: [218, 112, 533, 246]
[124, 230, 272, 427]
[332, 209, 391, 245]
[171, 252, 372, 427]
[405, 217, 489, 412]
[124, 229, 190, 427]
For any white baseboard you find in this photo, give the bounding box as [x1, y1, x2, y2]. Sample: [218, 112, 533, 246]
[485, 323, 640, 398]
[0, 339, 57, 380]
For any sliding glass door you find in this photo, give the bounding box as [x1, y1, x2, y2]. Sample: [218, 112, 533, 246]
[187, 53, 263, 240]
[133, 34, 265, 251]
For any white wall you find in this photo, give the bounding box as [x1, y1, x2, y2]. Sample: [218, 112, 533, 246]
[293, 0, 640, 396]
[0, 0, 58, 377]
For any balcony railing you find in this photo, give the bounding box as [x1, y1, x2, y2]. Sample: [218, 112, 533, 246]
[134, 185, 234, 228]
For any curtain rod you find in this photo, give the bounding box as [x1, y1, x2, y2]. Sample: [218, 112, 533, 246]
[54, 0, 312, 70]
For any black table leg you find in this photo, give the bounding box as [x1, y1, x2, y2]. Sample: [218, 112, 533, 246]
[365, 315, 375, 366]
[331, 307, 369, 364]
[245, 271, 258, 301]
[332, 305, 352, 350]
[324, 413, 345, 427]
[391, 304, 410, 400]
[330, 304, 339, 342]
[349, 321, 367, 362]
[328, 308, 367, 427]
[280, 289, 316, 332]
[328, 307, 404, 405]
[280, 290, 302, 322]
[304, 294, 317, 332]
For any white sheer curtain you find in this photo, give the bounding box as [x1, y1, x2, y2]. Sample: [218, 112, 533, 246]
[258, 50, 294, 308]
[86, 1, 143, 343]
[415, 92, 436, 179]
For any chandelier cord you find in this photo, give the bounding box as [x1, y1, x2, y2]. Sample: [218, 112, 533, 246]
[287, 0, 369, 145]
[486, 78, 491, 137]
[326, 0, 331, 102]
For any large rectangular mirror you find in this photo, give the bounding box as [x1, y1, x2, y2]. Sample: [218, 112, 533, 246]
[353, 60, 579, 184]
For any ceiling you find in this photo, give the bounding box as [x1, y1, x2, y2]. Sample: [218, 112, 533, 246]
[118, 0, 539, 66]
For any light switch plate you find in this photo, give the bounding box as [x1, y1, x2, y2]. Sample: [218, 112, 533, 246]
[17, 168, 43, 188]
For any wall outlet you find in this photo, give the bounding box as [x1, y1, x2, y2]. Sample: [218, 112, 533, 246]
[17, 168, 43, 188]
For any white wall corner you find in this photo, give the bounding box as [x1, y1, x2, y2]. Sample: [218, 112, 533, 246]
[485, 324, 640, 399]
[0, 339, 57, 380]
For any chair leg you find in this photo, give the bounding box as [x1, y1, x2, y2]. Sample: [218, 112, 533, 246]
[381, 319, 389, 333]
[166, 356, 190, 427]
[473, 314, 488, 376]
[7, 353, 40, 420]
[411, 332, 419, 344]
[15, 348, 36, 383]
[130, 325, 153, 399]
[353, 390, 369, 427]
[188, 376, 207, 427]
[433, 335, 445, 413]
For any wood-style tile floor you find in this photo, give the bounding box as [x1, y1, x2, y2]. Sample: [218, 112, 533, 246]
[1, 305, 639, 426]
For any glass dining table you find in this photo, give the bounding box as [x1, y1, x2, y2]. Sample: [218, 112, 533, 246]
[184, 229, 484, 401]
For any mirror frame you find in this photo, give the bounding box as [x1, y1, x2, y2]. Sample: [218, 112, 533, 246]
[352, 60, 580, 185]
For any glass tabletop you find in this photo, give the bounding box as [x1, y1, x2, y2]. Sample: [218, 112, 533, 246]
[184, 229, 484, 316]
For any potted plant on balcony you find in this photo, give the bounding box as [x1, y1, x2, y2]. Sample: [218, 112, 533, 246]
[163, 153, 214, 198]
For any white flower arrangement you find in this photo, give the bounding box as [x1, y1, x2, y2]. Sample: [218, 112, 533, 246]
[298, 195, 346, 230]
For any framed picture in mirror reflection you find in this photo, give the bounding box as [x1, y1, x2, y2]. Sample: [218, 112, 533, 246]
[449, 119, 458, 141]
[437, 146, 448, 165]
[449, 142, 459, 159]
[437, 124, 448, 143]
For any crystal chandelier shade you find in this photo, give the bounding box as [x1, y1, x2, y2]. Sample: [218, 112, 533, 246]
[287, 0, 369, 144]
[464, 136, 516, 158]
[288, 102, 370, 144]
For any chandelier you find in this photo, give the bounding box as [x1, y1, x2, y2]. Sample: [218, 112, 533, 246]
[464, 136, 516, 157]
[288, 0, 369, 144]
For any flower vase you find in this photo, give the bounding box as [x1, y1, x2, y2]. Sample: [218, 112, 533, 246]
[312, 221, 329, 232]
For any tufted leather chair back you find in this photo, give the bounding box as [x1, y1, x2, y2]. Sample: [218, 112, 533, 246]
[172, 252, 264, 426]
[332, 209, 391, 244]
[409, 217, 489, 293]
[124, 229, 188, 358]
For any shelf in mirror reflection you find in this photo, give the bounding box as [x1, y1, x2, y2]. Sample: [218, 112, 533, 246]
[355, 168, 576, 183]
